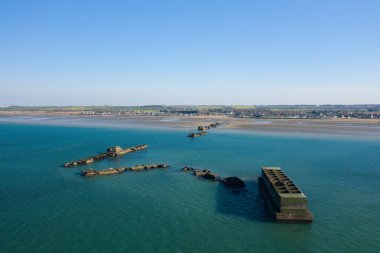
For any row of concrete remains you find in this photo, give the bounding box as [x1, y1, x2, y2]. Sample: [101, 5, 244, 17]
[63, 145, 148, 168]
[82, 164, 169, 177]
[65, 143, 312, 223]
[181, 167, 246, 188]
[197, 122, 223, 131]
[188, 122, 223, 138]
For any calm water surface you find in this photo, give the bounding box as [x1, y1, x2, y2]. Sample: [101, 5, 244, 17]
[0, 121, 379, 253]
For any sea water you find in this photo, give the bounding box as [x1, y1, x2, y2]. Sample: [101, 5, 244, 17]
[0, 121, 379, 253]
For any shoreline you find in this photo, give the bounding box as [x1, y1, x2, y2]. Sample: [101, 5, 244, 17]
[1, 113, 380, 140]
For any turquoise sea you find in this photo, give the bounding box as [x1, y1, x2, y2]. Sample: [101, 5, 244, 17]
[0, 119, 379, 253]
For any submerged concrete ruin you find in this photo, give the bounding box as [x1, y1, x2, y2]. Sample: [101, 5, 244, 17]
[188, 132, 208, 138]
[197, 122, 223, 131]
[258, 167, 313, 223]
[64, 145, 148, 168]
[221, 176, 246, 187]
[189, 123, 223, 138]
[81, 163, 169, 177]
[182, 167, 221, 181]
[181, 167, 246, 190]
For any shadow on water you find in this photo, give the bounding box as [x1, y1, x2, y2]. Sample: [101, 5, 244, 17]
[215, 180, 273, 222]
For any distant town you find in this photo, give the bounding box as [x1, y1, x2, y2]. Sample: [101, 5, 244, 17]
[1, 105, 380, 120]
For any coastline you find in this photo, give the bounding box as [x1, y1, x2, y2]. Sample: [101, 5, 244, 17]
[1, 112, 380, 139]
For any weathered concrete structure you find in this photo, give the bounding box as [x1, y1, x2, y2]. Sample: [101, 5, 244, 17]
[197, 123, 222, 132]
[81, 163, 169, 177]
[258, 167, 313, 223]
[222, 177, 246, 187]
[106, 145, 148, 157]
[64, 144, 148, 167]
[182, 167, 248, 188]
[198, 126, 209, 131]
[189, 123, 223, 138]
[188, 132, 208, 138]
[182, 167, 221, 181]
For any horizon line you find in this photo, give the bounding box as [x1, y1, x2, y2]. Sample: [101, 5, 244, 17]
[2, 104, 380, 107]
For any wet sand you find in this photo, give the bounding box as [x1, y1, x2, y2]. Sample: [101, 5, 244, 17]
[1, 112, 379, 139]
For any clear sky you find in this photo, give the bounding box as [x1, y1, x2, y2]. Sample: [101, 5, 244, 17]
[1, 0, 379, 106]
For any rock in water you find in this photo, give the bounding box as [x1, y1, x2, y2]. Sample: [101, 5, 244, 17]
[182, 166, 194, 171]
[202, 171, 218, 181]
[222, 177, 246, 187]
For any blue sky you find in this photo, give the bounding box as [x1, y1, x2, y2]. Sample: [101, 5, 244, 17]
[0, 0, 379, 105]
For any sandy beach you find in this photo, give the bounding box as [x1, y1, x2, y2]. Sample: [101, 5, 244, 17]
[1, 111, 379, 139]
